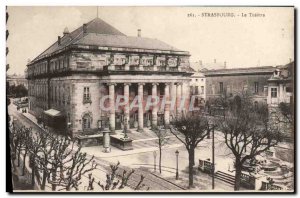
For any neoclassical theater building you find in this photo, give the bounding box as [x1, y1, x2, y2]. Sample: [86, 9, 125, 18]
[26, 18, 193, 137]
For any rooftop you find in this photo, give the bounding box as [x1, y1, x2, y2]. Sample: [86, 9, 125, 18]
[203, 66, 276, 76]
[29, 18, 188, 65]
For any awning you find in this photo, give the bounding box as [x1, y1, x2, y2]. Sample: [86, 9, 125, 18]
[44, 109, 62, 117]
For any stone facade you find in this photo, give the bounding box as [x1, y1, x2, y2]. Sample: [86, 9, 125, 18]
[26, 18, 193, 137]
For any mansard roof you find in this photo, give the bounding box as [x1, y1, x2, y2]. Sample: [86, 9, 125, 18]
[29, 18, 187, 65]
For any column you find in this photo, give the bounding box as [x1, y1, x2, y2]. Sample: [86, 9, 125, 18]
[103, 128, 111, 153]
[151, 83, 158, 128]
[170, 83, 177, 117]
[138, 83, 144, 132]
[164, 83, 170, 127]
[124, 83, 130, 130]
[182, 81, 190, 116]
[176, 82, 182, 116]
[108, 83, 116, 133]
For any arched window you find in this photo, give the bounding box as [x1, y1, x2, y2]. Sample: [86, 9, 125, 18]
[82, 113, 92, 130]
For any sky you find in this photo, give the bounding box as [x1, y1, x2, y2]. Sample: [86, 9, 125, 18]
[6, 6, 294, 75]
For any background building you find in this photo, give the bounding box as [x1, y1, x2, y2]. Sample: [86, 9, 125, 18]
[190, 59, 227, 72]
[203, 66, 276, 103]
[26, 18, 193, 137]
[7, 73, 28, 89]
[189, 71, 206, 109]
[267, 61, 294, 106]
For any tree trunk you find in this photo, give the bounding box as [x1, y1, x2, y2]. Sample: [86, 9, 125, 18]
[188, 149, 194, 188]
[191, 148, 195, 166]
[41, 170, 47, 190]
[22, 150, 28, 175]
[66, 185, 70, 191]
[234, 159, 242, 191]
[52, 167, 57, 191]
[17, 146, 21, 167]
[159, 145, 162, 174]
[31, 163, 35, 188]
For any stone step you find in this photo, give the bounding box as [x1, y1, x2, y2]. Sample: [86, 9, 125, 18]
[215, 171, 235, 186]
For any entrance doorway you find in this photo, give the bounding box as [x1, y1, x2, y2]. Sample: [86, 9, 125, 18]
[144, 111, 152, 128]
[115, 112, 124, 130]
[130, 111, 138, 129]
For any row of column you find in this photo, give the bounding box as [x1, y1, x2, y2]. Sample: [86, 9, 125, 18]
[108, 82, 184, 132]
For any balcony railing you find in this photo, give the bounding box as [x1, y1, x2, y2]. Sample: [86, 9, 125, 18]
[28, 64, 182, 78]
[130, 66, 140, 71]
[157, 67, 166, 71]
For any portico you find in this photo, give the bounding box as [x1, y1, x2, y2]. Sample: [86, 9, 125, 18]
[102, 80, 187, 132]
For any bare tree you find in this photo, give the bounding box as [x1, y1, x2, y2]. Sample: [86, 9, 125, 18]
[46, 136, 74, 191]
[169, 113, 212, 188]
[56, 148, 97, 191]
[21, 127, 32, 176]
[45, 136, 97, 191]
[216, 94, 283, 191]
[28, 129, 57, 189]
[95, 161, 149, 191]
[277, 102, 293, 124]
[153, 126, 169, 174]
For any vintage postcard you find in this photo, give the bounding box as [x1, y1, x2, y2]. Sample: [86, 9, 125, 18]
[6, 6, 295, 193]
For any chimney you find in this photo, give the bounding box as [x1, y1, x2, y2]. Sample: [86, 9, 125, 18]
[63, 27, 70, 36]
[214, 59, 216, 64]
[58, 36, 61, 45]
[137, 29, 141, 37]
[224, 61, 227, 69]
[83, 24, 87, 33]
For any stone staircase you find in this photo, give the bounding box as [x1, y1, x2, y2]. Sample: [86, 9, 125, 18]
[214, 171, 235, 186]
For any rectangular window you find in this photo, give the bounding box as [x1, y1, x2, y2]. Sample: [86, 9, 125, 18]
[83, 87, 91, 103]
[271, 88, 277, 98]
[190, 86, 194, 95]
[254, 82, 259, 93]
[195, 86, 199, 95]
[219, 82, 224, 94]
[201, 86, 204, 94]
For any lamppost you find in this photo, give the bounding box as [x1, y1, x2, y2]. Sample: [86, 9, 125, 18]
[153, 151, 157, 172]
[175, 150, 179, 180]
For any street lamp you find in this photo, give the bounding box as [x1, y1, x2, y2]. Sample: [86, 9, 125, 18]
[207, 120, 215, 189]
[153, 151, 157, 172]
[175, 150, 179, 180]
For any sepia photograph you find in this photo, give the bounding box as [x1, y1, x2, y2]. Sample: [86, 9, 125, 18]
[6, 6, 295, 193]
